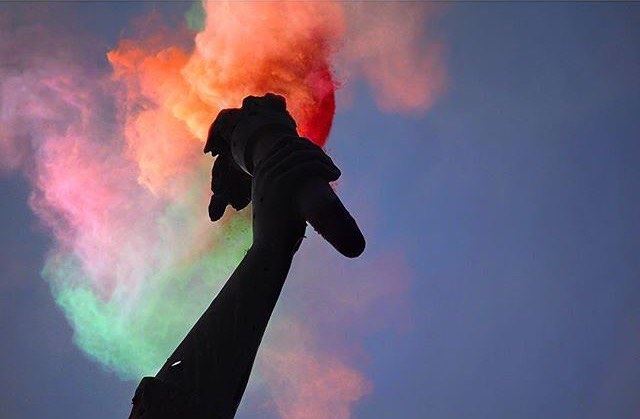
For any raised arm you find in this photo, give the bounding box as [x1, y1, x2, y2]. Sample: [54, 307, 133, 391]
[129, 130, 340, 418]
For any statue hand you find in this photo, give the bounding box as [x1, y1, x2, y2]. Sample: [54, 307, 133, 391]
[251, 135, 340, 253]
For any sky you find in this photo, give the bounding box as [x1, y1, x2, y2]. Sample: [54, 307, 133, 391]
[2, 2, 640, 419]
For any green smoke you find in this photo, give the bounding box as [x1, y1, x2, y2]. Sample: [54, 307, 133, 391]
[45, 210, 252, 379]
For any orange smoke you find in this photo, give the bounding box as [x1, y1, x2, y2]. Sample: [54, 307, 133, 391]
[1, 2, 445, 418]
[338, 3, 446, 113]
[260, 319, 372, 419]
[102, 2, 443, 417]
[107, 2, 343, 195]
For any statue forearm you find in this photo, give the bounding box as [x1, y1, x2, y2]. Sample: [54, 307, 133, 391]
[129, 240, 297, 419]
[155, 240, 297, 417]
[129, 94, 359, 418]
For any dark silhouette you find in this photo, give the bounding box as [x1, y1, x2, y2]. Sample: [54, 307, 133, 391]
[128, 94, 364, 418]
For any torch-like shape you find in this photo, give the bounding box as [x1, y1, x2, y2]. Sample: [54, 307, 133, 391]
[205, 93, 365, 258]
[128, 94, 365, 418]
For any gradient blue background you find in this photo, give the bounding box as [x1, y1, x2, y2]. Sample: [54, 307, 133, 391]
[2, 3, 639, 418]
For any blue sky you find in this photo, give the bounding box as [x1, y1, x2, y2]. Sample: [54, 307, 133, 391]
[2, 3, 640, 418]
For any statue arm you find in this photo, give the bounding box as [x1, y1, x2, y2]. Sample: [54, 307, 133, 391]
[129, 131, 339, 419]
[153, 239, 297, 418]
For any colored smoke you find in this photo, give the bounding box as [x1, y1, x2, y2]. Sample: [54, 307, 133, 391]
[0, 2, 444, 417]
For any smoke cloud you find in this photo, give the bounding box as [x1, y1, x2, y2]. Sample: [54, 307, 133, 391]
[0, 2, 444, 417]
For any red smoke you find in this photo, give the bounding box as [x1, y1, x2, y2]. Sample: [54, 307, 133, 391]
[1, 3, 445, 418]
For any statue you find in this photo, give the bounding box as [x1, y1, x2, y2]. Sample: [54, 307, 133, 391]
[129, 94, 365, 418]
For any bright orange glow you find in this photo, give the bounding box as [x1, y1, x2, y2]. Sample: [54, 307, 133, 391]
[107, 2, 344, 194]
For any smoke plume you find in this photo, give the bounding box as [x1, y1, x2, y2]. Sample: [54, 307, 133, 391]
[0, 2, 444, 417]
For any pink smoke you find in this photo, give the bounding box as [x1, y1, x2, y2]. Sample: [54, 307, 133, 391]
[1, 3, 444, 417]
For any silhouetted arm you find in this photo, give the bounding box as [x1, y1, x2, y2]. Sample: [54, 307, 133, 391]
[154, 239, 296, 417]
[129, 132, 339, 419]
